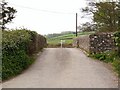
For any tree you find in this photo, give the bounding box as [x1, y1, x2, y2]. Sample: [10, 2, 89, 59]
[80, 22, 96, 32]
[82, 1, 120, 32]
[0, 0, 17, 30]
[117, 1, 120, 30]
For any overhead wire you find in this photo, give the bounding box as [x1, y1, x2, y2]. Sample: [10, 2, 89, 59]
[9, 3, 75, 15]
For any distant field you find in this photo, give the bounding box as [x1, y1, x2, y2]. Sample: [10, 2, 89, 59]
[46, 31, 95, 45]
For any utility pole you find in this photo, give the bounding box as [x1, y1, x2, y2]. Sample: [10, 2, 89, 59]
[76, 13, 78, 37]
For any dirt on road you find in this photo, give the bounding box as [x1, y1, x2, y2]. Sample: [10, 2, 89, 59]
[2, 48, 118, 88]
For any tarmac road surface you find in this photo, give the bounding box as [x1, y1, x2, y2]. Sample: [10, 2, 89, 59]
[2, 48, 118, 88]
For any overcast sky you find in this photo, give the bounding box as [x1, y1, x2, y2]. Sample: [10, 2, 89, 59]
[6, 0, 90, 35]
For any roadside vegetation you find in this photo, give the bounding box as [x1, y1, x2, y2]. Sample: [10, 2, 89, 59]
[2, 29, 47, 81]
[89, 49, 120, 77]
[0, 0, 120, 82]
[0, 1, 47, 81]
[82, 1, 120, 77]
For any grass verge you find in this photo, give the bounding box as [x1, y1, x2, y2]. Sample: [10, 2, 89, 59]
[89, 51, 120, 77]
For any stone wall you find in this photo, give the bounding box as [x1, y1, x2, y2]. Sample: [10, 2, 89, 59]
[73, 33, 115, 54]
[73, 35, 90, 52]
[89, 33, 115, 54]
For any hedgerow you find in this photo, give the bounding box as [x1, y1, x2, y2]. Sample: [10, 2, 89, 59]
[2, 29, 46, 80]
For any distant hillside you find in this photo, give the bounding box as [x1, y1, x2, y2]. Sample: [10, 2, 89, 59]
[45, 31, 76, 39]
[46, 31, 95, 46]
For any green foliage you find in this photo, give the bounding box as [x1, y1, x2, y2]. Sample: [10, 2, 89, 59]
[0, 1, 17, 29]
[90, 50, 120, 77]
[2, 29, 47, 80]
[112, 59, 120, 77]
[94, 2, 119, 31]
[92, 53, 106, 61]
[2, 50, 33, 80]
[82, 2, 120, 32]
[90, 51, 118, 62]
[114, 31, 120, 56]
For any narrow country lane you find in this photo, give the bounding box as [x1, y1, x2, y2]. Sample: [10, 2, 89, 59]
[2, 48, 118, 88]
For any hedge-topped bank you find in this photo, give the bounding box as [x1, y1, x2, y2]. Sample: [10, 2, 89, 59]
[2, 29, 47, 80]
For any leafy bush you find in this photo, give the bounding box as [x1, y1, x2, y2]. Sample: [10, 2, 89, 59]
[90, 51, 117, 62]
[90, 50, 120, 77]
[112, 59, 120, 77]
[2, 29, 46, 80]
[92, 53, 106, 60]
[114, 31, 120, 56]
